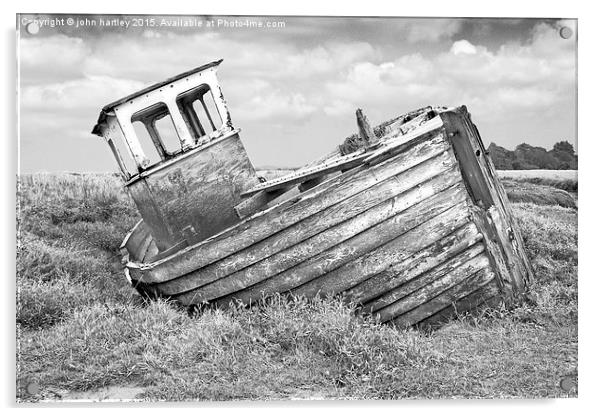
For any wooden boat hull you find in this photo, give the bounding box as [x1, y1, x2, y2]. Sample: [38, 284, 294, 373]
[120, 106, 532, 328]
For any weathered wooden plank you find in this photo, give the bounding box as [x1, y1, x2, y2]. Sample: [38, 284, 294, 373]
[374, 107, 436, 143]
[146, 239, 188, 263]
[487, 181, 533, 287]
[135, 232, 154, 263]
[143, 240, 159, 262]
[194, 191, 471, 307]
[462, 109, 520, 221]
[298, 176, 328, 193]
[170, 169, 466, 301]
[240, 152, 370, 196]
[121, 219, 147, 259]
[398, 109, 436, 135]
[470, 205, 530, 301]
[264, 186, 303, 209]
[487, 207, 530, 294]
[290, 195, 474, 299]
[391, 266, 496, 328]
[416, 280, 500, 329]
[155, 152, 459, 295]
[130, 128, 448, 283]
[234, 186, 293, 219]
[441, 106, 533, 296]
[363, 116, 444, 166]
[343, 221, 482, 305]
[466, 110, 533, 291]
[367, 245, 489, 321]
[302, 147, 344, 169]
[441, 110, 495, 210]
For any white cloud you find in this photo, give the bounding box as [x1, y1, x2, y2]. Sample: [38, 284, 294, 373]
[494, 86, 558, 108]
[281, 42, 377, 78]
[324, 99, 355, 117]
[19, 35, 90, 84]
[319, 20, 575, 127]
[36, 31, 375, 87]
[20, 76, 147, 152]
[21, 76, 145, 111]
[244, 91, 316, 121]
[451, 40, 477, 55]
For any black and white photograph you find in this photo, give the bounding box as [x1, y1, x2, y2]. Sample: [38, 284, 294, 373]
[12, 4, 584, 405]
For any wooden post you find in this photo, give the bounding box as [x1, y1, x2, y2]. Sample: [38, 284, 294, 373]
[356, 108, 377, 144]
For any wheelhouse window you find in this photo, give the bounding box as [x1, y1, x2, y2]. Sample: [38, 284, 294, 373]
[107, 135, 138, 178]
[131, 103, 182, 166]
[132, 120, 162, 166]
[176, 84, 223, 141]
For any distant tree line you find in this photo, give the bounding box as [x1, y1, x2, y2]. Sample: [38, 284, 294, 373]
[487, 141, 577, 170]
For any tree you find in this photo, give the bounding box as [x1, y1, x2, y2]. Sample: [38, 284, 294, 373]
[486, 141, 577, 170]
[487, 142, 515, 170]
[550, 140, 578, 169]
[552, 141, 575, 155]
[514, 143, 560, 169]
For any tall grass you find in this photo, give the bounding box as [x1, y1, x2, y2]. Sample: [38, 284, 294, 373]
[502, 179, 577, 208]
[16, 173, 577, 401]
[17, 173, 139, 331]
[497, 170, 578, 192]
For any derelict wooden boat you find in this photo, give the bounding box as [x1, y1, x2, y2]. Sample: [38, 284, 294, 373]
[92, 60, 533, 328]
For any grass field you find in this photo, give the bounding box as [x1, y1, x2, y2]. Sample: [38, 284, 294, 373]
[16, 172, 577, 401]
[498, 170, 578, 193]
[497, 169, 577, 181]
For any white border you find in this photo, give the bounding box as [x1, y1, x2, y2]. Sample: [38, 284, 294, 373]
[4, 1, 599, 415]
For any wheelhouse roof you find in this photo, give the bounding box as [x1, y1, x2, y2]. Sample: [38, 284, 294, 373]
[92, 59, 223, 136]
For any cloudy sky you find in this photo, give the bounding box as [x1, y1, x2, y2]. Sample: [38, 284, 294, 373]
[18, 15, 576, 173]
